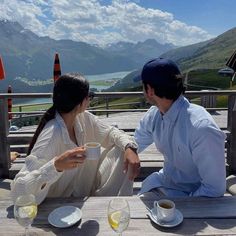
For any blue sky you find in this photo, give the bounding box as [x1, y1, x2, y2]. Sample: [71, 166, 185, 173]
[137, 0, 236, 36]
[0, 0, 235, 46]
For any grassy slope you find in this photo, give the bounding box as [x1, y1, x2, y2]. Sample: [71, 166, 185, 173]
[186, 69, 235, 107]
[180, 28, 236, 72]
[186, 69, 232, 89]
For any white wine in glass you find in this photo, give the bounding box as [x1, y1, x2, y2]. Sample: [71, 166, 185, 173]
[14, 194, 37, 236]
[108, 198, 130, 236]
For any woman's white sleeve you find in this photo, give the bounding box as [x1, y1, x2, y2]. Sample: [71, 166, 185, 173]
[88, 113, 136, 150]
[11, 129, 63, 204]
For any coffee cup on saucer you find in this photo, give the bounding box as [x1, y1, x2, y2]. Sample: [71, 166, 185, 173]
[153, 199, 175, 223]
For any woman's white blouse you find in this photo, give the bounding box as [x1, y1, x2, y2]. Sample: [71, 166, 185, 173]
[11, 111, 135, 204]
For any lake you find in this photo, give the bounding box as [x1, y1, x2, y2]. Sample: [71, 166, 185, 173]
[87, 70, 131, 90]
[18, 70, 131, 105]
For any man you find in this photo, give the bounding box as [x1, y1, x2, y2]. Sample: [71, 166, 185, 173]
[134, 58, 226, 197]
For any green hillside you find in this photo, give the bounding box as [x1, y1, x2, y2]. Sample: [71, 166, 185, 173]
[160, 40, 212, 62]
[179, 27, 236, 72]
[109, 27, 236, 92]
[106, 70, 142, 92]
[186, 69, 233, 90]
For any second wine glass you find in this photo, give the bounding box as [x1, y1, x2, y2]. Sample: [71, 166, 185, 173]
[108, 198, 130, 236]
[14, 194, 38, 236]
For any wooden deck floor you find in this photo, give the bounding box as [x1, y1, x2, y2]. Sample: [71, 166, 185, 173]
[18, 110, 227, 132]
[99, 110, 228, 130]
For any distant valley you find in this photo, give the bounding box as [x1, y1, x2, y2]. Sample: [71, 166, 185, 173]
[0, 20, 173, 93]
[0, 19, 235, 93]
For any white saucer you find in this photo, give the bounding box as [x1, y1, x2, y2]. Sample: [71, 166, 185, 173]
[48, 206, 82, 228]
[148, 208, 183, 228]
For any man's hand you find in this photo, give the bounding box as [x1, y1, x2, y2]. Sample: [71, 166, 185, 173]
[124, 148, 140, 180]
[54, 146, 86, 172]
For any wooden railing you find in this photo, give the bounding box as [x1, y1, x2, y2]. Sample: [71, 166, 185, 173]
[0, 90, 236, 178]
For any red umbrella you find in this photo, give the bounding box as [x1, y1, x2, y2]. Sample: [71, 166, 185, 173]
[8, 85, 12, 120]
[0, 56, 5, 80]
[53, 53, 61, 83]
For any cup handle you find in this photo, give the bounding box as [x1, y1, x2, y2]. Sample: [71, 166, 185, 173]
[153, 201, 160, 218]
[153, 201, 158, 208]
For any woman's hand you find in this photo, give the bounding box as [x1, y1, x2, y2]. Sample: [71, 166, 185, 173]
[124, 148, 140, 181]
[54, 146, 86, 172]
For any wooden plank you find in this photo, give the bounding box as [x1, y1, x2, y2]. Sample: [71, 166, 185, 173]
[1, 217, 236, 236]
[10, 144, 29, 153]
[37, 195, 236, 219]
[9, 163, 24, 177]
[11, 157, 25, 163]
[99, 111, 228, 130]
[2, 196, 236, 220]
[2, 196, 236, 235]
[7, 133, 33, 145]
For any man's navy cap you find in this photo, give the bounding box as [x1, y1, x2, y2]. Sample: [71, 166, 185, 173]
[134, 58, 182, 86]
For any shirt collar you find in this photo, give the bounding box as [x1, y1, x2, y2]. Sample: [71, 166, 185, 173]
[162, 95, 186, 123]
[55, 112, 84, 145]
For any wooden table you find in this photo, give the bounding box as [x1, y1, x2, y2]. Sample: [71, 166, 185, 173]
[1, 194, 236, 235]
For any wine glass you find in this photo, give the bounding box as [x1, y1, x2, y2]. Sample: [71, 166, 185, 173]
[14, 194, 38, 236]
[108, 198, 130, 236]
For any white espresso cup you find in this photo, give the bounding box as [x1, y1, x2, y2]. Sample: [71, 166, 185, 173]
[85, 142, 101, 160]
[153, 199, 175, 222]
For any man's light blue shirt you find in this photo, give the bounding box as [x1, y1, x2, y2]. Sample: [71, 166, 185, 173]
[135, 95, 226, 197]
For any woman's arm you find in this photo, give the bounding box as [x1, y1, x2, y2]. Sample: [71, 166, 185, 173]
[84, 112, 140, 180]
[84, 111, 136, 150]
[11, 123, 63, 204]
[11, 146, 86, 204]
[11, 154, 63, 205]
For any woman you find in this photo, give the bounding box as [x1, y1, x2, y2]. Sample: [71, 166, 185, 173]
[11, 73, 140, 204]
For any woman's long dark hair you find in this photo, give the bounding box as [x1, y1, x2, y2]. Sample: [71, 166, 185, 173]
[27, 73, 89, 155]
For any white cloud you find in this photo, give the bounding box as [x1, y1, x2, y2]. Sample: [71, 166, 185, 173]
[0, 0, 47, 32]
[0, 0, 214, 46]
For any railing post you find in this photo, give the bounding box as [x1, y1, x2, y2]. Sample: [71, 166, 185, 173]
[0, 98, 10, 178]
[19, 105, 22, 127]
[106, 97, 109, 117]
[200, 90, 216, 108]
[227, 95, 236, 174]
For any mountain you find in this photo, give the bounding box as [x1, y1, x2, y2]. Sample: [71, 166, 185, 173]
[159, 40, 212, 63]
[105, 39, 175, 64]
[110, 27, 236, 91]
[0, 20, 136, 91]
[0, 20, 173, 92]
[160, 27, 236, 72]
[106, 69, 141, 92]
